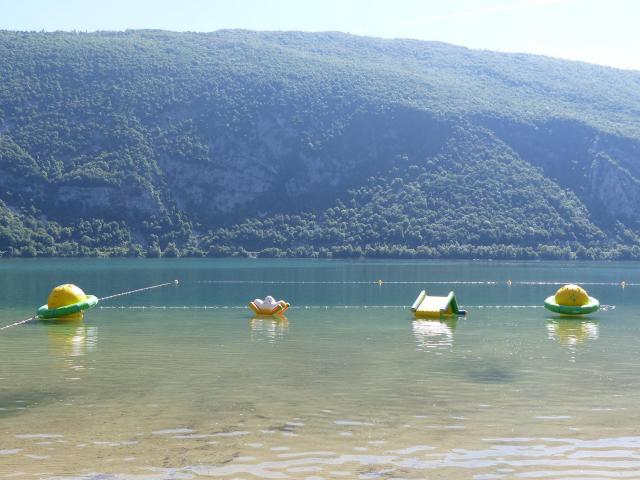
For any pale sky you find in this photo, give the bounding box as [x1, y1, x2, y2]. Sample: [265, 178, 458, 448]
[1, 0, 638, 70]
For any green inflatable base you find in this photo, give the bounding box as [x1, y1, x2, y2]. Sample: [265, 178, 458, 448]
[37, 295, 99, 319]
[544, 295, 599, 315]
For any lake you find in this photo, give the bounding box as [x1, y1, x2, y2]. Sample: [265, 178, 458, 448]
[1, 258, 639, 479]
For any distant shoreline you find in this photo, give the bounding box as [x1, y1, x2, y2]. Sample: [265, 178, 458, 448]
[2, 247, 639, 261]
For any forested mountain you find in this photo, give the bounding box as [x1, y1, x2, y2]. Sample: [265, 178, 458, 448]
[1, 29, 640, 258]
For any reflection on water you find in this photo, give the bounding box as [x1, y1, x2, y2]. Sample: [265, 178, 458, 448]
[250, 317, 289, 343]
[89, 434, 640, 480]
[45, 321, 98, 358]
[546, 319, 599, 346]
[412, 318, 457, 352]
[546, 319, 598, 361]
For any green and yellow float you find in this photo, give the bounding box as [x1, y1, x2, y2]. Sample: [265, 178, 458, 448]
[543, 284, 599, 315]
[37, 284, 98, 320]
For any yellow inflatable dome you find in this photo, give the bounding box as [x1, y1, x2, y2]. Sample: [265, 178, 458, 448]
[48, 284, 87, 309]
[554, 284, 589, 306]
[38, 284, 99, 320]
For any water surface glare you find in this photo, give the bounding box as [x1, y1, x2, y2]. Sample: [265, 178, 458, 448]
[1, 259, 639, 479]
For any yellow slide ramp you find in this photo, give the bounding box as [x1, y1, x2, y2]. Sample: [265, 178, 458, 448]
[411, 290, 466, 318]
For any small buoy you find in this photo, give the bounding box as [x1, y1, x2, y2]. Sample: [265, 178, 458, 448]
[377, 279, 383, 286]
[37, 284, 98, 320]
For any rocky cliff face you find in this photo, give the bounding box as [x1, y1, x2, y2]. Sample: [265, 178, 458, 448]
[591, 153, 640, 224]
[479, 118, 640, 229]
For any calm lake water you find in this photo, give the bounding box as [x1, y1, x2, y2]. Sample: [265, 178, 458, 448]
[1, 258, 639, 479]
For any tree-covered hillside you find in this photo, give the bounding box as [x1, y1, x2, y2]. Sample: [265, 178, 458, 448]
[1, 30, 639, 258]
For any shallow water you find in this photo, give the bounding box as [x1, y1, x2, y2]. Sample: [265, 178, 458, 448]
[1, 259, 639, 479]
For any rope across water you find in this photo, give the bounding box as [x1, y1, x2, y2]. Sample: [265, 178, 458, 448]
[196, 280, 636, 286]
[99, 280, 179, 301]
[0, 280, 179, 331]
[0, 316, 35, 331]
[98, 304, 616, 311]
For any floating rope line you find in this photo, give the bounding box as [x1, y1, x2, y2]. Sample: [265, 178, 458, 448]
[465, 304, 616, 310]
[197, 280, 384, 284]
[507, 281, 635, 286]
[98, 304, 616, 311]
[100, 305, 247, 310]
[0, 316, 36, 331]
[0, 280, 179, 331]
[196, 280, 636, 286]
[99, 280, 179, 301]
[99, 305, 408, 310]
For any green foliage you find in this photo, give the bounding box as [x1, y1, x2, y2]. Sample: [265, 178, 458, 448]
[1, 30, 640, 259]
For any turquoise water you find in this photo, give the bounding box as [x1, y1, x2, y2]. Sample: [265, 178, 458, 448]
[1, 259, 640, 479]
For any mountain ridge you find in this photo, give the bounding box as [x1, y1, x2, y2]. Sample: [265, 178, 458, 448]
[1, 29, 639, 258]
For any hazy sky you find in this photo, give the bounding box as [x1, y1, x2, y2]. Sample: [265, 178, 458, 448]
[1, 0, 638, 70]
